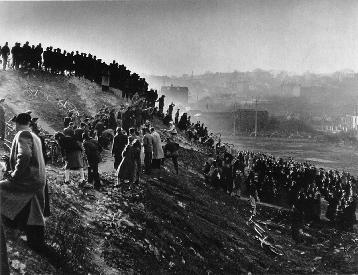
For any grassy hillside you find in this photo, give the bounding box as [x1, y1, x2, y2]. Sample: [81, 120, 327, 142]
[1, 70, 357, 274]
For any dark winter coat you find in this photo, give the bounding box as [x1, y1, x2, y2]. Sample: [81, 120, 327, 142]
[83, 139, 102, 165]
[61, 136, 83, 170]
[117, 143, 135, 181]
[112, 133, 128, 157]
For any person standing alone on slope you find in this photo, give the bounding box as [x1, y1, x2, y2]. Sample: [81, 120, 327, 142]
[1, 42, 10, 71]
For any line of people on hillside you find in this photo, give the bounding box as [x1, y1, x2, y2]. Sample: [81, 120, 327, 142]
[1, 41, 150, 101]
[153, 97, 220, 157]
[170, 108, 217, 149]
[0, 89, 181, 271]
[0, 89, 243, 272]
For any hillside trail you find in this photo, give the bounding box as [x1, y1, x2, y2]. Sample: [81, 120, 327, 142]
[0, 70, 55, 133]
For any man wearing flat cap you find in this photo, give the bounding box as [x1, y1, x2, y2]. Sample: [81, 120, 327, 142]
[0, 113, 47, 253]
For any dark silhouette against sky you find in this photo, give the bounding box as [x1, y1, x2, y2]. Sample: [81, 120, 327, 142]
[0, 0, 357, 76]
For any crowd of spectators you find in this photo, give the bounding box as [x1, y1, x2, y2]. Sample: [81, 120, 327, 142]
[203, 149, 358, 238]
[51, 93, 182, 189]
[156, 100, 358, 237]
[0, 40, 357, 273]
[0, 80, 182, 269]
[2, 41, 153, 100]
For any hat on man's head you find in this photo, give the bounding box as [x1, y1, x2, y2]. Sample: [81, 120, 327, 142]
[25, 110, 32, 115]
[12, 113, 32, 125]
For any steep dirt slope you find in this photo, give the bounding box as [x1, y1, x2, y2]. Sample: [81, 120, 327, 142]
[0, 70, 123, 132]
[0, 70, 357, 274]
[96, 147, 358, 274]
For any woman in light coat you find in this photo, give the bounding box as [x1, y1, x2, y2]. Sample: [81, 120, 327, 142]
[150, 127, 164, 169]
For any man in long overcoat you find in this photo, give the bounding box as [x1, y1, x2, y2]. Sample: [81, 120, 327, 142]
[0, 113, 47, 252]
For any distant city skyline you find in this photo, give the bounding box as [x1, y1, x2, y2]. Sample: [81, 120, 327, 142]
[0, 0, 357, 76]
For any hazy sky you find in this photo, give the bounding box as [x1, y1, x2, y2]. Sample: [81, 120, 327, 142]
[0, 0, 357, 76]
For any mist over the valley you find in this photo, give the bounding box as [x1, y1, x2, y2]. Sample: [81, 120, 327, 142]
[146, 69, 358, 137]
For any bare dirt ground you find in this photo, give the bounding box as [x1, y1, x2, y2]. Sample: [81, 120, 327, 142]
[0, 70, 123, 132]
[0, 70, 357, 274]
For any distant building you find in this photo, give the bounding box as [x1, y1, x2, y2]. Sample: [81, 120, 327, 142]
[161, 85, 189, 104]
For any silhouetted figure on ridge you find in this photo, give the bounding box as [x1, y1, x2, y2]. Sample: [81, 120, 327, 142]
[1, 42, 10, 70]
